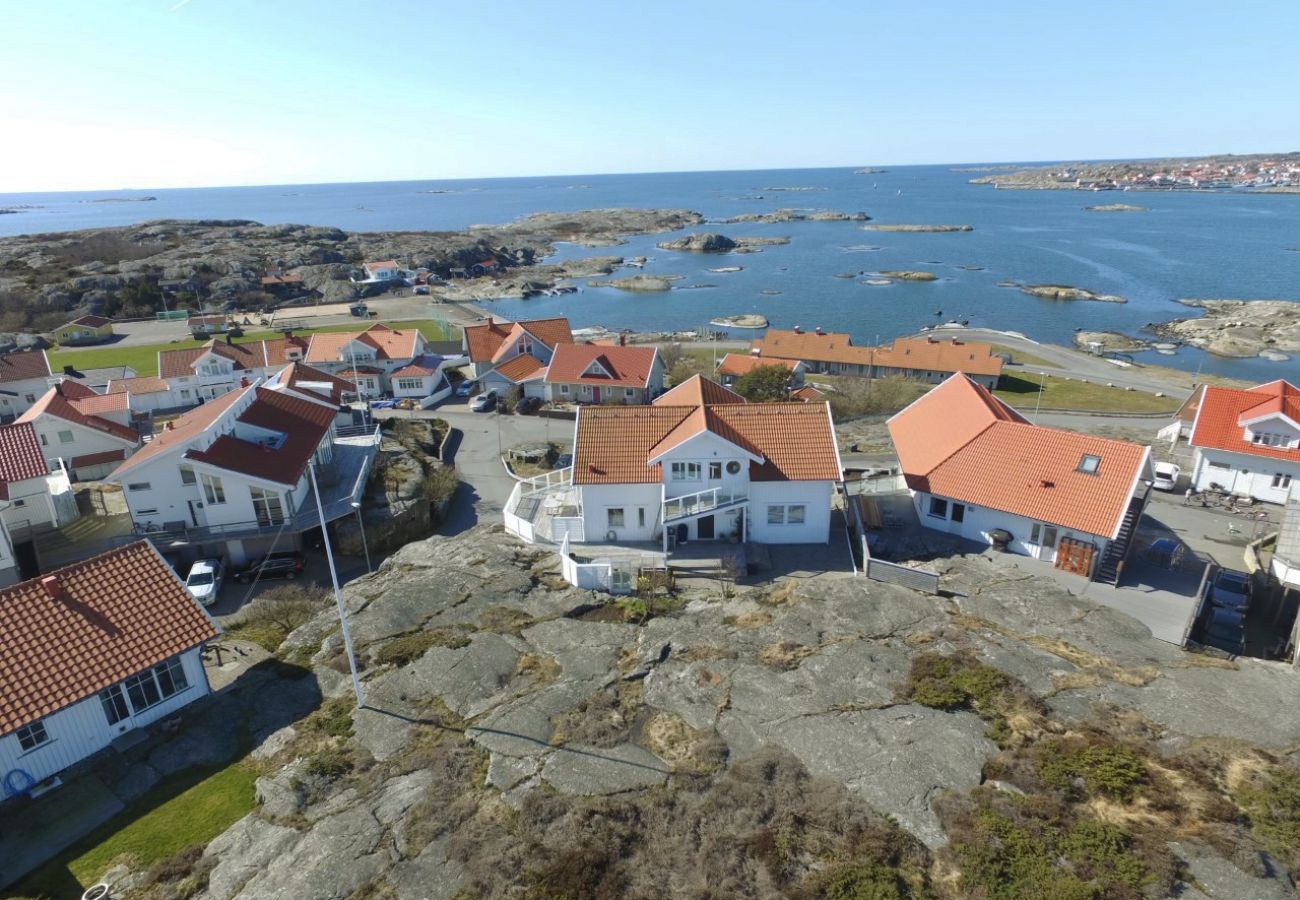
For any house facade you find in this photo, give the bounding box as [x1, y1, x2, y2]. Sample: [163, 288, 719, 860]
[889, 374, 1152, 582]
[354, 260, 406, 283]
[16, 381, 142, 480]
[543, 343, 664, 405]
[53, 315, 115, 346]
[462, 316, 573, 381]
[715, 353, 807, 390]
[0, 349, 54, 422]
[0, 421, 78, 535]
[389, 355, 458, 405]
[107, 370, 379, 565]
[304, 323, 427, 399]
[0, 541, 219, 788]
[1188, 380, 1300, 505]
[505, 377, 842, 590]
[750, 329, 1002, 389]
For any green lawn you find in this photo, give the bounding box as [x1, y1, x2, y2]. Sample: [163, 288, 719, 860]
[49, 318, 462, 377]
[12, 761, 258, 898]
[994, 373, 1179, 414]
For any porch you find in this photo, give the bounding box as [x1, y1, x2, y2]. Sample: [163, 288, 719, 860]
[504, 467, 584, 543]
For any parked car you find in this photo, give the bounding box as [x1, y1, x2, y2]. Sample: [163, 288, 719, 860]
[555, 453, 573, 469]
[1152, 461, 1181, 492]
[184, 558, 225, 606]
[1207, 604, 1246, 629]
[1201, 619, 1245, 655]
[455, 381, 473, 398]
[232, 551, 306, 584]
[1211, 569, 1253, 611]
[470, 391, 497, 412]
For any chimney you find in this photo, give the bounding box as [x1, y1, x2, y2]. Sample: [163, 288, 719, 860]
[240, 376, 250, 388]
[166, 420, 175, 430]
[226, 333, 234, 345]
[793, 325, 803, 334]
[41, 575, 62, 601]
[815, 326, 823, 336]
[619, 333, 626, 346]
[63, 364, 78, 376]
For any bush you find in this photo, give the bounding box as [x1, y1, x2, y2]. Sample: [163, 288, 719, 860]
[303, 696, 355, 739]
[1036, 737, 1149, 802]
[225, 583, 329, 652]
[1233, 764, 1300, 873]
[302, 746, 355, 780]
[422, 464, 459, 505]
[733, 364, 794, 402]
[373, 626, 473, 667]
[801, 860, 909, 899]
[827, 377, 928, 420]
[898, 653, 1008, 713]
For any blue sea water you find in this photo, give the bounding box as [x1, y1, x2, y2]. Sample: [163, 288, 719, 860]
[3, 166, 1297, 381]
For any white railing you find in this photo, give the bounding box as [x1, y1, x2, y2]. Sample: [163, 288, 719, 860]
[560, 534, 613, 591]
[663, 485, 748, 522]
[334, 423, 383, 442]
[550, 516, 584, 543]
[516, 465, 573, 492]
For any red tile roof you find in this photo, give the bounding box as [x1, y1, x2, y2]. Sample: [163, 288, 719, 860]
[275, 362, 353, 405]
[110, 385, 252, 478]
[158, 339, 266, 379]
[752, 329, 873, 366]
[364, 260, 399, 271]
[1190, 380, 1300, 463]
[66, 315, 114, 328]
[545, 344, 659, 389]
[263, 335, 311, 367]
[70, 448, 128, 468]
[107, 375, 171, 396]
[716, 353, 802, 377]
[574, 378, 840, 485]
[750, 330, 1003, 379]
[16, 382, 140, 445]
[187, 387, 336, 486]
[791, 385, 825, 402]
[653, 374, 744, 408]
[0, 541, 219, 735]
[492, 354, 546, 383]
[305, 323, 421, 364]
[889, 374, 1149, 538]
[463, 317, 573, 363]
[0, 349, 51, 385]
[0, 422, 48, 499]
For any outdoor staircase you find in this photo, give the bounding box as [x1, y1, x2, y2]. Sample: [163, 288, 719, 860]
[1093, 496, 1144, 585]
[662, 486, 748, 525]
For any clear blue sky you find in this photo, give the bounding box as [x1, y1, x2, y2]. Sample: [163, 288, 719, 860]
[2, 0, 1297, 192]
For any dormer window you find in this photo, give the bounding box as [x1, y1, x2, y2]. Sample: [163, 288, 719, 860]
[1078, 454, 1101, 475]
[1250, 430, 1293, 448]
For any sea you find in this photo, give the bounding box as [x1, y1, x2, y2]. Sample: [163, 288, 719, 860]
[3, 166, 1297, 381]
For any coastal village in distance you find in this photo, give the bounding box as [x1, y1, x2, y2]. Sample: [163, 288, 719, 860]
[968, 150, 1300, 191]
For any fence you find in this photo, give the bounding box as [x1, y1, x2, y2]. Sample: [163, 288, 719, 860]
[842, 483, 941, 594]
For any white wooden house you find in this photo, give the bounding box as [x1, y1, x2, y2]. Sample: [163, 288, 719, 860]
[0, 349, 54, 423]
[0, 421, 78, 553]
[16, 381, 142, 480]
[0, 541, 219, 788]
[1188, 380, 1300, 504]
[462, 316, 573, 380]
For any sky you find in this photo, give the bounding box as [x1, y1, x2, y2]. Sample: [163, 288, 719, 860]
[1, 0, 1298, 192]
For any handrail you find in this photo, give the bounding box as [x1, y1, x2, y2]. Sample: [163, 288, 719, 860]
[663, 485, 748, 521]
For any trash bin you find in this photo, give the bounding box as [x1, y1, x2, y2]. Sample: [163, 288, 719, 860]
[989, 529, 1013, 552]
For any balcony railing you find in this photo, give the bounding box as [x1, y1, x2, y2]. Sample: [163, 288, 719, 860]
[663, 485, 748, 523]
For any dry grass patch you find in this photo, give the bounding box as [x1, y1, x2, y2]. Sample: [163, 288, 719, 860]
[759, 640, 815, 670]
[641, 712, 729, 775]
[756, 579, 801, 607]
[724, 610, 773, 629]
[516, 652, 561, 683]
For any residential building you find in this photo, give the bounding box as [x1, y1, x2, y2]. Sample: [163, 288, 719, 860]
[0, 422, 79, 584]
[543, 343, 664, 405]
[0, 349, 54, 422]
[106, 373, 380, 565]
[505, 376, 842, 589]
[303, 323, 427, 399]
[0, 541, 220, 787]
[52, 315, 115, 346]
[1156, 384, 1207, 446]
[389, 355, 455, 404]
[158, 336, 289, 405]
[263, 361, 357, 422]
[189, 315, 230, 337]
[480, 354, 547, 399]
[53, 364, 138, 394]
[715, 353, 806, 389]
[353, 260, 406, 283]
[16, 382, 142, 480]
[106, 375, 177, 415]
[462, 316, 573, 380]
[1188, 380, 1300, 504]
[750, 329, 1002, 389]
[889, 374, 1152, 582]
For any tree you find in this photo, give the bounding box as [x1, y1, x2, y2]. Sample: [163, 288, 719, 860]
[732, 364, 792, 402]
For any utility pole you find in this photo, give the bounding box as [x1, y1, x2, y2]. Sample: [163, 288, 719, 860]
[1033, 371, 1047, 422]
[310, 461, 364, 708]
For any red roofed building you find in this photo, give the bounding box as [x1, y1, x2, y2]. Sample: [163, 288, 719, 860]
[889, 374, 1152, 581]
[715, 353, 807, 389]
[0, 421, 80, 585]
[0, 349, 54, 422]
[16, 381, 143, 480]
[303, 323, 428, 399]
[107, 370, 380, 565]
[750, 329, 1002, 389]
[1189, 379, 1300, 504]
[542, 343, 664, 405]
[0, 541, 219, 786]
[463, 316, 573, 395]
[504, 376, 842, 589]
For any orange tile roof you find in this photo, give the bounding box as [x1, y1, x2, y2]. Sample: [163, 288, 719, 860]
[16, 383, 140, 445]
[492, 354, 546, 383]
[751, 330, 1002, 379]
[716, 353, 802, 377]
[574, 379, 840, 485]
[653, 374, 744, 407]
[111, 384, 253, 477]
[0, 349, 51, 385]
[273, 362, 353, 405]
[463, 316, 573, 363]
[187, 388, 337, 486]
[68, 389, 131, 417]
[889, 374, 1148, 538]
[791, 385, 825, 402]
[1190, 380, 1300, 463]
[159, 339, 266, 379]
[107, 375, 170, 396]
[263, 335, 311, 366]
[66, 315, 114, 328]
[545, 344, 659, 389]
[0, 541, 219, 735]
[752, 329, 873, 366]
[0, 422, 47, 499]
[304, 323, 420, 364]
[364, 259, 399, 271]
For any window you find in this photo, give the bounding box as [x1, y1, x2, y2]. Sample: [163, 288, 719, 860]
[611, 568, 632, 592]
[127, 482, 151, 492]
[11, 498, 24, 508]
[396, 378, 424, 391]
[787, 504, 806, 525]
[24, 393, 35, 403]
[928, 497, 948, 518]
[709, 462, 722, 480]
[625, 388, 635, 398]
[638, 508, 646, 528]
[39, 433, 48, 446]
[1208, 460, 1231, 470]
[250, 487, 285, 526]
[1273, 473, 1293, 489]
[58, 429, 75, 444]
[1251, 431, 1293, 448]
[951, 503, 966, 524]
[200, 473, 226, 505]
[179, 465, 196, 485]
[670, 462, 702, 482]
[136, 508, 158, 516]
[180, 389, 192, 400]
[100, 684, 130, 725]
[560, 384, 570, 396]
[1078, 455, 1101, 475]
[1030, 523, 1058, 548]
[767, 505, 785, 525]
[124, 657, 189, 713]
[16, 720, 49, 752]
[607, 508, 625, 528]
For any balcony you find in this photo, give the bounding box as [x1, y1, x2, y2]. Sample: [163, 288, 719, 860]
[505, 467, 583, 544]
[662, 485, 748, 524]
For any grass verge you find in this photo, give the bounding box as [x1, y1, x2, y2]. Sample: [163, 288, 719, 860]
[994, 373, 1178, 414]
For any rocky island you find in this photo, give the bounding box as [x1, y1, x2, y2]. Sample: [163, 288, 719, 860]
[876, 270, 939, 282]
[1072, 330, 1151, 352]
[1151, 299, 1300, 360]
[1021, 283, 1127, 303]
[720, 209, 869, 224]
[1086, 203, 1148, 212]
[708, 313, 768, 329]
[587, 274, 682, 292]
[861, 224, 974, 233]
[656, 232, 791, 253]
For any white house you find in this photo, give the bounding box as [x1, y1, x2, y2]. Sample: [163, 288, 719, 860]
[0, 421, 79, 547]
[157, 334, 311, 407]
[353, 260, 406, 284]
[0, 541, 220, 789]
[1188, 379, 1300, 505]
[462, 316, 573, 381]
[542, 343, 664, 405]
[505, 376, 843, 589]
[303, 323, 427, 399]
[889, 374, 1153, 583]
[16, 381, 142, 480]
[106, 375, 179, 415]
[0, 349, 53, 423]
[106, 371, 380, 565]
[262, 361, 358, 426]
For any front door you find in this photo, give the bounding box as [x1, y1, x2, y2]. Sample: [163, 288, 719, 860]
[592, 387, 602, 403]
[697, 515, 715, 540]
[1029, 522, 1058, 561]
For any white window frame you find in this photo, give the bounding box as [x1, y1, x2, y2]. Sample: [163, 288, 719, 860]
[708, 462, 723, 480]
[1273, 472, 1293, 489]
[127, 482, 151, 492]
[607, 507, 626, 528]
[928, 497, 948, 519]
[767, 504, 785, 525]
[58, 429, 75, 444]
[15, 719, 49, 752]
[179, 465, 196, 485]
[670, 462, 702, 482]
[200, 473, 226, 505]
[787, 504, 806, 525]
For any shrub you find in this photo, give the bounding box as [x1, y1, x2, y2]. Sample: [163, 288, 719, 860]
[1036, 737, 1149, 802]
[225, 583, 328, 652]
[422, 464, 459, 505]
[733, 364, 794, 402]
[827, 377, 928, 420]
[373, 626, 473, 667]
[303, 696, 355, 739]
[302, 746, 355, 779]
[800, 860, 909, 899]
[1233, 764, 1300, 873]
[898, 653, 1007, 713]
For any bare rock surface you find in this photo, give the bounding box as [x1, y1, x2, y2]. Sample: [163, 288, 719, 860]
[1153, 298, 1300, 359]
